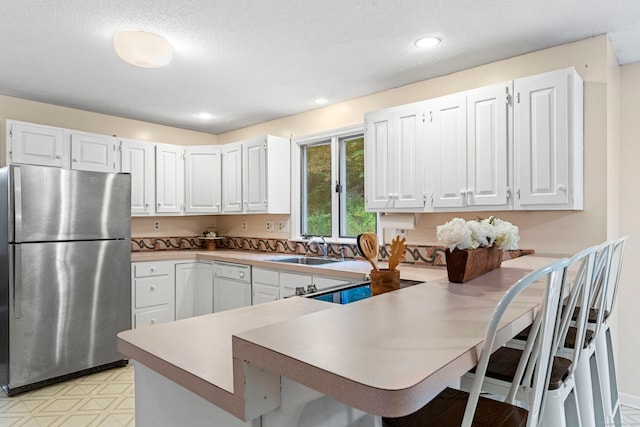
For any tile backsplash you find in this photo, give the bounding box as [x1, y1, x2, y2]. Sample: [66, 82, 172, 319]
[131, 235, 533, 267]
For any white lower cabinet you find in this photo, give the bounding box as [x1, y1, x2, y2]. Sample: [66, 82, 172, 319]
[252, 268, 280, 304]
[131, 261, 175, 328]
[175, 261, 214, 320]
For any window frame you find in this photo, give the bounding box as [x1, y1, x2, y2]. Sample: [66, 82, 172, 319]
[291, 124, 379, 243]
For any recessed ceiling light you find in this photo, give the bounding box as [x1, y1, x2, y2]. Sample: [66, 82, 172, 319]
[414, 36, 441, 49]
[196, 112, 214, 120]
[113, 29, 173, 68]
[314, 98, 328, 105]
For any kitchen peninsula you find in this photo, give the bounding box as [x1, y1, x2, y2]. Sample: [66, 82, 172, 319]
[117, 255, 560, 427]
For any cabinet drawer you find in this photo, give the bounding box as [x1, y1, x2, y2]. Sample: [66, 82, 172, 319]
[135, 307, 170, 328]
[134, 262, 172, 277]
[253, 268, 279, 285]
[135, 276, 171, 308]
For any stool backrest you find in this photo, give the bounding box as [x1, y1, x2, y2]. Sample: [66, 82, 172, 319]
[590, 237, 628, 334]
[556, 245, 598, 375]
[461, 258, 569, 427]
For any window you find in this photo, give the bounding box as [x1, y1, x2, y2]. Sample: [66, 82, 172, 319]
[294, 125, 376, 241]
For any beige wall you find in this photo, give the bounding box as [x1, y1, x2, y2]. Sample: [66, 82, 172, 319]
[618, 62, 640, 399]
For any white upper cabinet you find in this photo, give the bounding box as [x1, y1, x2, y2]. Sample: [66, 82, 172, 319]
[155, 143, 185, 214]
[465, 83, 510, 208]
[70, 132, 119, 172]
[244, 135, 291, 214]
[430, 94, 468, 209]
[513, 67, 583, 210]
[243, 138, 268, 212]
[221, 142, 243, 213]
[184, 146, 222, 214]
[121, 138, 155, 216]
[222, 136, 291, 214]
[365, 103, 426, 211]
[6, 120, 68, 168]
[430, 83, 510, 211]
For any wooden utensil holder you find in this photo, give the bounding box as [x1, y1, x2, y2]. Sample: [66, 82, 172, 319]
[370, 269, 400, 296]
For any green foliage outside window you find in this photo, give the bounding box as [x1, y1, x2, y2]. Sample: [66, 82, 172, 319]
[303, 136, 375, 238]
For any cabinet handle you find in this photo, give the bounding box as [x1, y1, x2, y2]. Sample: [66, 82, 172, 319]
[467, 189, 474, 195]
[145, 203, 150, 208]
[557, 184, 566, 192]
[72, 158, 78, 162]
[150, 318, 156, 325]
[459, 189, 466, 196]
[239, 271, 245, 279]
[150, 285, 156, 291]
[55, 155, 62, 159]
[150, 267, 155, 272]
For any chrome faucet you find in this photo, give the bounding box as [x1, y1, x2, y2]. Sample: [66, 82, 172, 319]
[309, 236, 328, 258]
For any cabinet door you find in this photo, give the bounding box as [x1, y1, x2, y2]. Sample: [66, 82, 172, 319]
[175, 263, 196, 320]
[70, 133, 118, 172]
[222, 142, 243, 212]
[7, 121, 67, 167]
[156, 144, 184, 214]
[243, 138, 267, 212]
[365, 111, 393, 210]
[466, 84, 509, 208]
[175, 262, 214, 320]
[514, 68, 582, 209]
[185, 146, 221, 214]
[431, 95, 468, 208]
[394, 108, 426, 209]
[194, 263, 214, 316]
[121, 139, 155, 215]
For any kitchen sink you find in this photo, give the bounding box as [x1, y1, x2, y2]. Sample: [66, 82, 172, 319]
[269, 256, 343, 265]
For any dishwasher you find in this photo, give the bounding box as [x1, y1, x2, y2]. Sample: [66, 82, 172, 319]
[213, 261, 252, 312]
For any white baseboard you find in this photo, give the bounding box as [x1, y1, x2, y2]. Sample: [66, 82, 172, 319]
[620, 392, 640, 409]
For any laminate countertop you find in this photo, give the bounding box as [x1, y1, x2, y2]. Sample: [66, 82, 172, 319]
[118, 254, 561, 421]
[130, 248, 449, 282]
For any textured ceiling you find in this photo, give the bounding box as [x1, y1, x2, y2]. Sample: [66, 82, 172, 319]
[1, 0, 639, 135]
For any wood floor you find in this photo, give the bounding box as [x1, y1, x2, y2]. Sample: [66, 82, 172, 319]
[1, 363, 639, 426]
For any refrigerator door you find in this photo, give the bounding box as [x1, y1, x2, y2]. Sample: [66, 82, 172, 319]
[9, 239, 131, 389]
[10, 165, 131, 242]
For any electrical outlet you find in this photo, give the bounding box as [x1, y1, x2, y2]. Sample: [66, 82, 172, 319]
[241, 220, 248, 232]
[277, 220, 290, 232]
[395, 228, 407, 238]
[266, 220, 275, 232]
[153, 220, 160, 231]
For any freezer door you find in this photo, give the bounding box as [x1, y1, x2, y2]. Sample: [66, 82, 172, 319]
[9, 240, 131, 389]
[10, 165, 131, 242]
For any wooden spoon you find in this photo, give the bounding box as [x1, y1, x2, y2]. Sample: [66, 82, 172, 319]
[360, 232, 379, 271]
[357, 233, 378, 271]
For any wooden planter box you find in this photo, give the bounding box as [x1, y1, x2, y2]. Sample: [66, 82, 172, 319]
[445, 246, 503, 283]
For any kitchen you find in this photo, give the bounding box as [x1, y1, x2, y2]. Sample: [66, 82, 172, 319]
[1, 1, 640, 426]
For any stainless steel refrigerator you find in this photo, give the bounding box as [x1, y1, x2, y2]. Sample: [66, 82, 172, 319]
[0, 164, 131, 395]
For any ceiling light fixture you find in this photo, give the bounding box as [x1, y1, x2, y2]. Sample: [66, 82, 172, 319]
[314, 98, 328, 105]
[113, 29, 173, 68]
[414, 36, 441, 49]
[196, 112, 214, 120]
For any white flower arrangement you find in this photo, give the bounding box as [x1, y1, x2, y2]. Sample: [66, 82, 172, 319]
[436, 216, 520, 251]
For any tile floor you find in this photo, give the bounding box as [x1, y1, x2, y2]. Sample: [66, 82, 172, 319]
[1, 364, 639, 426]
[0, 365, 134, 426]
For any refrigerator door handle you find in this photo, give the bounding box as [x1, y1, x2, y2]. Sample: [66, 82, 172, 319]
[13, 166, 23, 242]
[12, 245, 23, 319]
